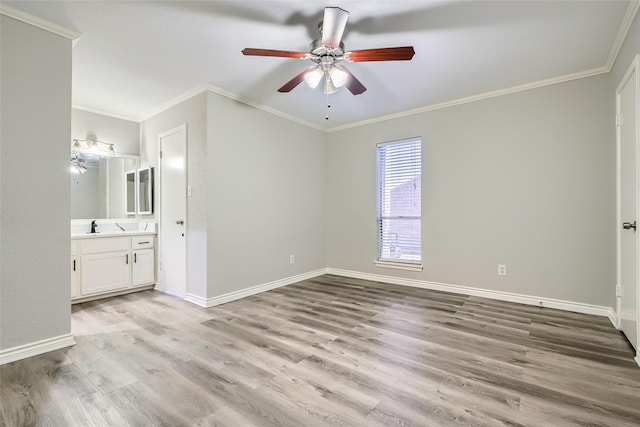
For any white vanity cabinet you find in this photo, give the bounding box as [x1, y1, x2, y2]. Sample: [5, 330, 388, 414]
[131, 236, 155, 286]
[81, 238, 131, 295]
[71, 241, 80, 299]
[71, 233, 156, 303]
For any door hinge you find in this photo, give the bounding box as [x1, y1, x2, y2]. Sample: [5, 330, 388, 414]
[616, 114, 623, 127]
[159, 150, 163, 159]
[616, 284, 622, 297]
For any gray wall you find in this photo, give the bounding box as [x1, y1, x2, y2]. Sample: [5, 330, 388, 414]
[326, 74, 614, 307]
[1, 16, 73, 350]
[140, 91, 326, 301]
[72, 108, 140, 156]
[140, 93, 208, 299]
[206, 92, 326, 297]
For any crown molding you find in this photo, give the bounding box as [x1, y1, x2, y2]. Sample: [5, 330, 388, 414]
[139, 84, 209, 122]
[72, 105, 139, 123]
[139, 82, 325, 132]
[0, 4, 80, 40]
[326, 66, 609, 133]
[72, 0, 640, 133]
[605, 0, 640, 71]
[203, 84, 326, 132]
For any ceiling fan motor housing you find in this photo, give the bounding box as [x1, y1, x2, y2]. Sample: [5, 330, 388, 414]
[309, 38, 345, 63]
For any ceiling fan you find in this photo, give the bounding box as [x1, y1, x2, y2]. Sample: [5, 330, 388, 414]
[242, 7, 415, 95]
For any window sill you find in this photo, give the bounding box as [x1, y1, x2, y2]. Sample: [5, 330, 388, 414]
[374, 260, 423, 272]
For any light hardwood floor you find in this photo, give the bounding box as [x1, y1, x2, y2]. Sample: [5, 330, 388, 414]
[1, 275, 639, 426]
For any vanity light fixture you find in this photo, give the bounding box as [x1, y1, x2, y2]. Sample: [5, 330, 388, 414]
[72, 138, 116, 157]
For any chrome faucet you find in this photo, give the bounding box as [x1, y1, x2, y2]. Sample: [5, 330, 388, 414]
[90, 220, 98, 234]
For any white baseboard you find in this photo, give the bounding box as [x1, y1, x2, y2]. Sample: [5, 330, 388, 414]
[0, 333, 76, 365]
[185, 269, 327, 308]
[326, 268, 614, 319]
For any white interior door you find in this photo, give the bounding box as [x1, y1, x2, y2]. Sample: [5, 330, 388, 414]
[617, 55, 639, 356]
[159, 125, 187, 298]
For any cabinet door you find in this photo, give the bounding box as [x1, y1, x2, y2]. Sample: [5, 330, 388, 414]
[81, 250, 131, 295]
[132, 249, 155, 286]
[71, 256, 80, 299]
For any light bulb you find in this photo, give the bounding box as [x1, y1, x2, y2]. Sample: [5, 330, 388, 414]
[323, 76, 337, 95]
[304, 66, 323, 89]
[89, 140, 100, 153]
[329, 66, 348, 88]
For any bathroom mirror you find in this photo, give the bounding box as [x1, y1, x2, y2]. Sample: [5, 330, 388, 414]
[138, 167, 153, 215]
[125, 170, 137, 216]
[70, 153, 139, 219]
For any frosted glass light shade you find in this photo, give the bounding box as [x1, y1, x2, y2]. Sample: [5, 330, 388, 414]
[304, 67, 323, 89]
[329, 66, 348, 88]
[323, 77, 337, 95]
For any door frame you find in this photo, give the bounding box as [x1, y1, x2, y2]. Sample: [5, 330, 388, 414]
[157, 123, 187, 297]
[615, 54, 640, 363]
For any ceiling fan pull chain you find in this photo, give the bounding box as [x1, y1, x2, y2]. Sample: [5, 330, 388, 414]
[326, 94, 331, 120]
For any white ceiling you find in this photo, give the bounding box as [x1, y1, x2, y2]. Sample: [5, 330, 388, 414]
[4, 1, 637, 130]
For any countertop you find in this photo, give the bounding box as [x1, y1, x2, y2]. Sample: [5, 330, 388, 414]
[71, 230, 157, 240]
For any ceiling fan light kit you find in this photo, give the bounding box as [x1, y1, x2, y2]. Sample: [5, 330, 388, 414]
[242, 7, 415, 96]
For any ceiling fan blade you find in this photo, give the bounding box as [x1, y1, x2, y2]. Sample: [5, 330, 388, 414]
[346, 46, 415, 62]
[242, 48, 307, 59]
[339, 67, 367, 95]
[322, 7, 349, 49]
[277, 68, 312, 93]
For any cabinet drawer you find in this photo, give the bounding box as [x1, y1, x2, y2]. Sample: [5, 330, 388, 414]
[81, 237, 130, 254]
[132, 236, 154, 249]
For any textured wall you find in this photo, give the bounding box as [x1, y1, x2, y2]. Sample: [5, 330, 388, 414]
[1, 16, 73, 350]
[72, 108, 140, 156]
[206, 92, 326, 297]
[326, 74, 614, 307]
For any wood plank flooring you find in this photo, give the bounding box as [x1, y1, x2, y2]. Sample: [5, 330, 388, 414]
[1, 274, 639, 426]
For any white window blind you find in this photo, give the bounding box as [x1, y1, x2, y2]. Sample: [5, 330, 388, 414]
[376, 138, 422, 265]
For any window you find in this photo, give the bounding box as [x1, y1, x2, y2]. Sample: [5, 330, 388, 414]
[375, 138, 422, 270]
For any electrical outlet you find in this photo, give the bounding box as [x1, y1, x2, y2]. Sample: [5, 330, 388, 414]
[498, 264, 507, 276]
[290, 255, 295, 265]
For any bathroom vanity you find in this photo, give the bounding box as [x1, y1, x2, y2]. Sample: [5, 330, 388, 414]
[70, 145, 158, 303]
[71, 229, 156, 303]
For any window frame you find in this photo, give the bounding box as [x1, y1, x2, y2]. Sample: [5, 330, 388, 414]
[374, 137, 423, 272]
